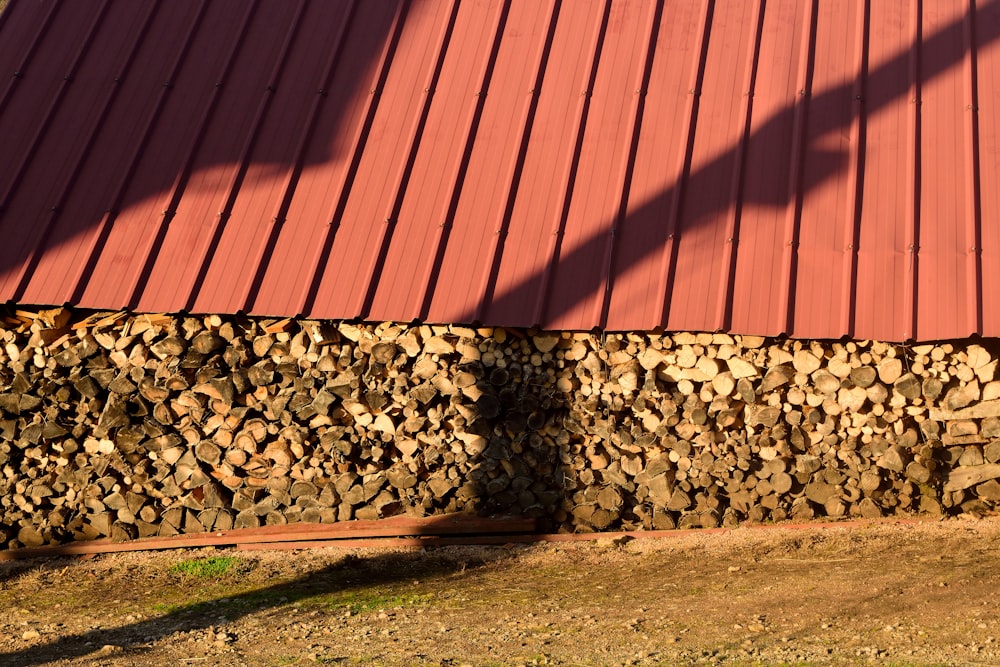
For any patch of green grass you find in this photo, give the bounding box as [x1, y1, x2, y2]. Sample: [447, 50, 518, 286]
[310, 589, 432, 614]
[168, 555, 239, 579]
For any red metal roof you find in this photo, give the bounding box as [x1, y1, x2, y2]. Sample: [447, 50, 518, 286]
[1, 0, 999, 341]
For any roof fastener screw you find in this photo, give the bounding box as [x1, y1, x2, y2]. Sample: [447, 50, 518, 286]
[846, 244, 854, 250]
[799, 90, 806, 95]
[855, 95, 862, 100]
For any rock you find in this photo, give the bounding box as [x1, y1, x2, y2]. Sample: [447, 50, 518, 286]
[21, 629, 40, 641]
[596, 535, 633, 548]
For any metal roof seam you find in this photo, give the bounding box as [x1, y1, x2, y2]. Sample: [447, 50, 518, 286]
[839, 0, 870, 338]
[597, 0, 662, 331]
[777, 0, 818, 337]
[13, 1, 161, 303]
[963, 0, 985, 335]
[244, 0, 360, 315]
[415, 0, 511, 320]
[356, 0, 460, 320]
[0, 1, 110, 225]
[531, 0, 612, 327]
[656, 0, 713, 327]
[0, 0, 59, 119]
[117, 0, 249, 309]
[473, 0, 561, 323]
[297, 0, 411, 317]
[185, 0, 310, 313]
[902, 0, 922, 341]
[714, 0, 766, 333]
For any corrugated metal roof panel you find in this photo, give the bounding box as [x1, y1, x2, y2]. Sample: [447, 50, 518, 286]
[2, 0, 1000, 341]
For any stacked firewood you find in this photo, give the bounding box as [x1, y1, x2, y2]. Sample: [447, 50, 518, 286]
[1, 308, 999, 549]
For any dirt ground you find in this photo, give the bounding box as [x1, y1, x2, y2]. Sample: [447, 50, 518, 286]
[1, 517, 999, 667]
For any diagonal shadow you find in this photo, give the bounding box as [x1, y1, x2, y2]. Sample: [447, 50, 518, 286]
[468, 0, 1000, 334]
[0, 1, 995, 332]
[0, 541, 514, 667]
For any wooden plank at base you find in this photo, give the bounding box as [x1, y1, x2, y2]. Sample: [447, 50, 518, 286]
[237, 534, 543, 550]
[237, 518, 936, 552]
[0, 514, 537, 561]
[0, 516, 935, 561]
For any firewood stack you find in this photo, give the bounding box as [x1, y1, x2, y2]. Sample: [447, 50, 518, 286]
[1, 308, 999, 549]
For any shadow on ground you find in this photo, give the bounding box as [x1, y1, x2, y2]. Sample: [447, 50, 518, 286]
[0, 544, 514, 667]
